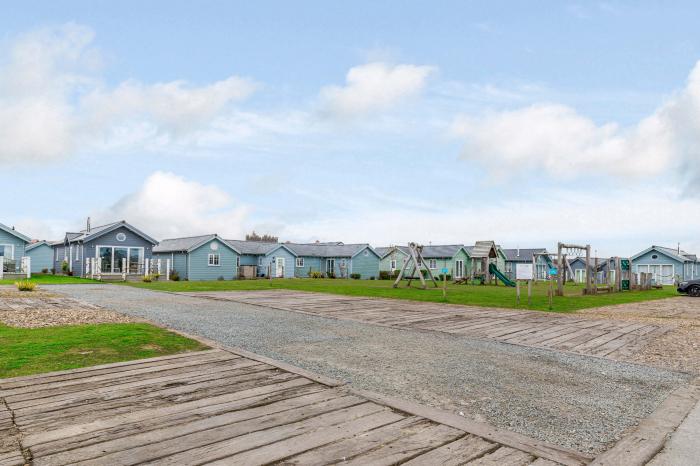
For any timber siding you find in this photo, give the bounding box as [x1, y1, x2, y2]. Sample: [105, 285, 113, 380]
[631, 246, 699, 284]
[349, 247, 380, 279]
[187, 238, 239, 280]
[378, 248, 409, 273]
[0, 229, 28, 261]
[25, 242, 53, 273]
[295, 256, 323, 277]
[79, 226, 155, 278]
[260, 246, 296, 278]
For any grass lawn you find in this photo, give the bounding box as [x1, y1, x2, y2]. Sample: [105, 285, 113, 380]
[0, 323, 208, 378]
[123, 278, 679, 313]
[0, 274, 99, 285]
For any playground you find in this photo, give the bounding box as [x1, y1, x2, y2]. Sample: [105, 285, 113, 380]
[125, 276, 677, 312]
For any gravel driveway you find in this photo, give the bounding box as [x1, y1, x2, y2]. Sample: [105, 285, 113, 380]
[50, 284, 691, 455]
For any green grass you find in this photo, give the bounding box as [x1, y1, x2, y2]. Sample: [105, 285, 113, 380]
[0, 274, 99, 285]
[122, 278, 679, 313]
[0, 323, 208, 378]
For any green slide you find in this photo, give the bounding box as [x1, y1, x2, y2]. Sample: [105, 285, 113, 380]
[489, 263, 516, 287]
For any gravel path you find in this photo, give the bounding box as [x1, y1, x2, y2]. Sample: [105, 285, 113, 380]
[51, 284, 691, 455]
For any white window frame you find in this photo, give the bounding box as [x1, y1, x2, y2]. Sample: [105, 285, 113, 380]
[390, 259, 397, 270]
[296, 257, 304, 268]
[429, 259, 437, 269]
[208, 253, 220, 267]
[95, 245, 145, 274]
[0, 244, 15, 260]
[236, 256, 240, 267]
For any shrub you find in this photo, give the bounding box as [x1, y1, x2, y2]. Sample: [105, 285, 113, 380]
[66, 270, 73, 276]
[392, 269, 400, 279]
[438, 274, 453, 281]
[378, 270, 390, 280]
[50, 268, 56, 275]
[169, 270, 180, 281]
[15, 280, 36, 292]
[350, 273, 361, 279]
[309, 271, 323, 279]
[217, 276, 224, 281]
[369, 276, 375, 280]
[142, 275, 153, 283]
[327, 272, 336, 279]
[61, 260, 69, 273]
[41, 268, 49, 274]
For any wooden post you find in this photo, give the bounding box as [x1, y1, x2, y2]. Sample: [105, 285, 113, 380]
[548, 276, 553, 310]
[392, 247, 413, 288]
[557, 242, 564, 296]
[442, 272, 447, 300]
[585, 245, 592, 295]
[408, 246, 427, 289]
[527, 279, 532, 306]
[25, 257, 31, 278]
[122, 258, 127, 281]
[166, 259, 171, 281]
[0, 256, 4, 280]
[516, 280, 521, 305]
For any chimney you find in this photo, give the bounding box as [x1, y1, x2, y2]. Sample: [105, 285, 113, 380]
[678, 242, 681, 254]
[516, 247, 520, 257]
[86, 217, 91, 233]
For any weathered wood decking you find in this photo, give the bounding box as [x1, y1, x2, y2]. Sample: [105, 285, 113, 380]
[188, 290, 671, 360]
[0, 348, 591, 465]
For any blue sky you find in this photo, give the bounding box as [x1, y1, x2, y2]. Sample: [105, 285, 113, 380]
[3, 1, 700, 256]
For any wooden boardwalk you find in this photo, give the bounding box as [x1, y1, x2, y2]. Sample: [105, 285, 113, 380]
[0, 349, 591, 466]
[189, 290, 671, 360]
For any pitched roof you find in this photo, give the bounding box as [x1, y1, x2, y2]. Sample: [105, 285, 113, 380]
[284, 243, 376, 258]
[65, 220, 158, 245]
[225, 239, 282, 255]
[631, 245, 697, 263]
[502, 248, 549, 262]
[154, 234, 239, 254]
[25, 240, 51, 252]
[0, 223, 30, 243]
[470, 241, 498, 258]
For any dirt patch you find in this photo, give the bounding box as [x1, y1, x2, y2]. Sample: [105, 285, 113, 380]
[0, 289, 135, 328]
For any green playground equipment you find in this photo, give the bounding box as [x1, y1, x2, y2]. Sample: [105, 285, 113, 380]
[489, 263, 516, 287]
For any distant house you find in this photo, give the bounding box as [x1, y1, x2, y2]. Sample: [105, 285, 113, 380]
[376, 246, 410, 275]
[153, 234, 240, 281]
[568, 257, 612, 284]
[284, 243, 381, 279]
[501, 248, 552, 280]
[225, 240, 297, 278]
[631, 245, 699, 285]
[378, 244, 470, 279]
[54, 220, 158, 278]
[25, 241, 55, 273]
[0, 223, 31, 274]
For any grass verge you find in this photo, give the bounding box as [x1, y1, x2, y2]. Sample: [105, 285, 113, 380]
[121, 278, 679, 312]
[0, 274, 99, 285]
[0, 322, 208, 378]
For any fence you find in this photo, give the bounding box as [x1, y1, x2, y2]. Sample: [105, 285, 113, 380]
[84, 257, 171, 281]
[0, 256, 31, 279]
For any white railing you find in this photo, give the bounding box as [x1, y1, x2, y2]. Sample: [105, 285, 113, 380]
[84, 257, 170, 281]
[0, 256, 30, 278]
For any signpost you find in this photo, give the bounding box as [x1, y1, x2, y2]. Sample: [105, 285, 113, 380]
[441, 267, 449, 299]
[515, 264, 534, 306]
[548, 267, 558, 310]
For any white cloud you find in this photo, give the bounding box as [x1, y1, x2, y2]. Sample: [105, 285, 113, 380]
[0, 24, 257, 163]
[319, 62, 434, 118]
[93, 171, 250, 239]
[451, 60, 700, 187]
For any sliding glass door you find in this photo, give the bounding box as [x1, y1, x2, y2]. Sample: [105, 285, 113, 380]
[97, 246, 144, 273]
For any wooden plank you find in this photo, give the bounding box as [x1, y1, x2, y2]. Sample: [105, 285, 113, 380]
[36, 393, 366, 465]
[205, 409, 406, 465]
[81, 403, 394, 465]
[281, 417, 429, 465]
[24, 377, 315, 448]
[0, 450, 25, 466]
[340, 424, 464, 465]
[0, 349, 221, 389]
[402, 434, 499, 465]
[590, 380, 700, 466]
[347, 387, 592, 466]
[466, 446, 534, 465]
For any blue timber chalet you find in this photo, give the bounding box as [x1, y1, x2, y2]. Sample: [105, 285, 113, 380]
[501, 248, 552, 281]
[153, 234, 241, 281]
[631, 245, 699, 285]
[54, 220, 158, 278]
[0, 223, 31, 275]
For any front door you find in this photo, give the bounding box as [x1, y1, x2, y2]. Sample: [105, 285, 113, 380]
[455, 260, 464, 278]
[275, 257, 285, 278]
[326, 259, 335, 276]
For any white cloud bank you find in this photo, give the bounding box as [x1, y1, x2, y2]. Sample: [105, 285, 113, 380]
[319, 62, 434, 117]
[451, 61, 700, 187]
[93, 171, 250, 239]
[0, 24, 257, 163]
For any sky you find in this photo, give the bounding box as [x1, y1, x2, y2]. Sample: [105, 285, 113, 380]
[2, 1, 700, 257]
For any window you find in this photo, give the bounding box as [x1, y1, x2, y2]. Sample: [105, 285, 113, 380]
[236, 256, 240, 267]
[363, 250, 369, 256]
[116, 232, 126, 242]
[390, 259, 397, 270]
[258, 256, 263, 266]
[651, 254, 658, 260]
[97, 246, 143, 273]
[208, 254, 220, 266]
[296, 257, 304, 267]
[429, 259, 437, 269]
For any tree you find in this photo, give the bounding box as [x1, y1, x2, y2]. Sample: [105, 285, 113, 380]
[245, 231, 278, 243]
